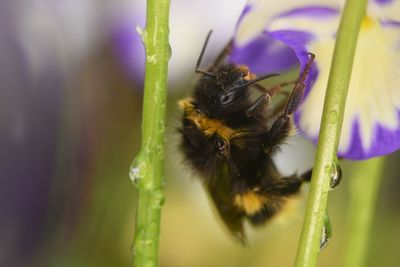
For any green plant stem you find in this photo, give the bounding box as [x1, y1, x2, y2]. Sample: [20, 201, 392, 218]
[294, 0, 368, 266]
[130, 0, 170, 266]
[342, 157, 385, 267]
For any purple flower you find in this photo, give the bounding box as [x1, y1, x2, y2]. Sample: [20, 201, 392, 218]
[232, 0, 400, 159]
[0, 1, 107, 265]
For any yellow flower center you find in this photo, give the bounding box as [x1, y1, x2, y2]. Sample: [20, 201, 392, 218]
[361, 15, 375, 30]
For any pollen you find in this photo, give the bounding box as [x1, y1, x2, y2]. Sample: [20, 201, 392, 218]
[238, 65, 256, 81]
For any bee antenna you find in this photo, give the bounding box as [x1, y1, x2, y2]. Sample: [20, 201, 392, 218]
[195, 30, 213, 73]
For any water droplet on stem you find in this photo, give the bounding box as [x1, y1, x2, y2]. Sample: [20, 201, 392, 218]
[129, 159, 147, 186]
[330, 162, 342, 189]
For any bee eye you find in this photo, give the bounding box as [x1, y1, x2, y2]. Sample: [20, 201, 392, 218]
[220, 92, 235, 105]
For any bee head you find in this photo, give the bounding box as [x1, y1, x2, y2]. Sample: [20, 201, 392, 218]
[194, 64, 250, 118]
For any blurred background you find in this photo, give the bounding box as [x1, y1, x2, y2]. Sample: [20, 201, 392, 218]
[1, 0, 399, 267]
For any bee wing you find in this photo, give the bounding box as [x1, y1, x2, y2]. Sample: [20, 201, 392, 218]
[205, 163, 247, 244]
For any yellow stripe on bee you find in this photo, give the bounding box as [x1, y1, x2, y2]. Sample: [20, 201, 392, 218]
[234, 191, 268, 215]
[179, 98, 246, 141]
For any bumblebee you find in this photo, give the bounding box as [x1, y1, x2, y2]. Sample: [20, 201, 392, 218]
[178, 31, 315, 242]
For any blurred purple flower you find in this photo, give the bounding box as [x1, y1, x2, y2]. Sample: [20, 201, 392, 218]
[111, 14, 146, 86]
[232, 0, 400, 159]
[0, 1, 107, 266]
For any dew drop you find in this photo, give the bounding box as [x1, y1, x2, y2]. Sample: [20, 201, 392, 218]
[130, 166, 139, 178]
[320, 212, 332, 250]
[330, 162, 342, 189]
[320, 223, 331, 250]
[129, 159, 147, 186]
[129, 166, 141, 185]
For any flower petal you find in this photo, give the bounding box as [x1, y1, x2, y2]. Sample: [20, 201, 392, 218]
[235, 1, 400, 159]
[297, 16, 400, 159]
[268, 6, 340, 41]
[369, 0, 400, 22]
[373, 0, 394, 6]
[230, 33, 298, 74]
[276, 5, 340, 19]
[235, 0, 340, 45]
[237, 4, 340, 94]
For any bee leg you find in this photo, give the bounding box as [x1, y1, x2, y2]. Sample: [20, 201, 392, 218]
[252, 57, 312, 117]
[246, 93, 271, 116]
[301, 169, 312, 181]
[261, 114, 292, 154]
[247, 176, 306, 225]
[246, 81, 292, 117]
[283, 52, 315, 115]
[248, 82, 294, 117]
[260, 62, 308, 141]
[262, 53, 315, 154]
[300, 166, 342, 190]
[261, 172, 314, 200]
[283, 82, 305, 115]
[253, 82, 294, 96]
[263, 175, 303, 196]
